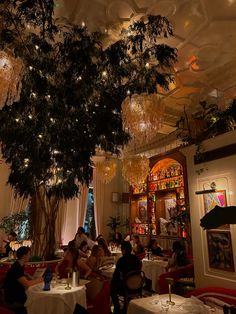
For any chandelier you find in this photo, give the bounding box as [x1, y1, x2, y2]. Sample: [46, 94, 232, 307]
[122, 155, 149, 188]
[0, 50, 24, 106]
[122, 93, 165, 144]
[96, 158, 117, 184]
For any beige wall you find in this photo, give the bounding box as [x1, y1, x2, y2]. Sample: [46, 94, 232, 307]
[101, 160, 130, 242]
[181, 130, 236, 289]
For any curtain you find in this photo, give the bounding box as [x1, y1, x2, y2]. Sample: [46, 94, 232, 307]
[60, 184, 88, 245]
[78, 183, 89, 226]
[9, 190, 29, 214]
[93, 167, 105, 236]
[55, 199, 67, 247]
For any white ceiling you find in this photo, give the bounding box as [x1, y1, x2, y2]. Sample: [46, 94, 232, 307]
[55, 0, 236, 153]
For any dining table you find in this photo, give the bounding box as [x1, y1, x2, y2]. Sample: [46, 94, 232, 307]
[127, 294, 221, 314]
[25, 279, 88, 314]
[110, 248, 122, 264]
[142, 258, 168, 292]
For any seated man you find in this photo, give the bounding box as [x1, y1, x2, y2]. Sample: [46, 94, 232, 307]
[110, 241, 142, 314]
[3, 246, 43, 314]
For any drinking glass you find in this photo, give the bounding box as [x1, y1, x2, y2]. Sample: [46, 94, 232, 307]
[161, 300, 169, 312]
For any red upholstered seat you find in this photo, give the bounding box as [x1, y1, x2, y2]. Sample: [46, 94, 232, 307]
[86, 275, 110, 314]
[159, 263, 194, 294]
[185, 287, 236, 306]
[0, 306, 15, 314]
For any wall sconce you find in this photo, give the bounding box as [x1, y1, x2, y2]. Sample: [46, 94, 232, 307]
[111, 192, 119, 203]
[195, 181, 216, 195]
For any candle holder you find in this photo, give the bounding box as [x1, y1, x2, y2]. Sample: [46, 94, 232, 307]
[65, 271, 71, 290]
[166, 277, 175, 305]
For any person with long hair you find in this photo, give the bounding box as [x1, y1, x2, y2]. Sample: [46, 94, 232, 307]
[56, 242, 91, 279]
[166, 240, 189, 271]
[86, 245, 105, 273]
[97, 238, 111, 257]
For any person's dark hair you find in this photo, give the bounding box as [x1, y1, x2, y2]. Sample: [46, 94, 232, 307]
[113, 232, 123, 245]
[79, 241, 88, 251]
[9, 231, 17, 238]
[121, 241, 132, 254]
[172, 241, 183, 252]
[67, 247, 79, 268]
[78, 226, 85, 234]
[97, 238, 111, 256]
[68, 240, 76, 249]
[16, 246, 31, 259]
[95, 234, 103, 241]
[172, 241, 188, 267]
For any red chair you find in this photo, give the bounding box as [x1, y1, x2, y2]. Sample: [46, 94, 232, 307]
[159, 263, 194, 294]
[86, 273, 110, 314]
[185, 287, 236, 306]
[0, 306, 15, 314]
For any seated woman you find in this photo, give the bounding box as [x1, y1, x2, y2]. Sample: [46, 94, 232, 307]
[97, 238, 111, 257]
[56, 244, 91, 279]
[149, 239, 163, 257]
[166, 240, 189, 271]
[113, 232, 123, 247]
[3, 246, 43, 314]
[86, 245, 105, 275]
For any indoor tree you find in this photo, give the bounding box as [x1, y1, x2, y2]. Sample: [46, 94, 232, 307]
[0, 0, 177, 259]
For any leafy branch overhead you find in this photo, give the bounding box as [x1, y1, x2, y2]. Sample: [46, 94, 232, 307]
[177, 100, 236, 147]
[0, 0, 178, 200]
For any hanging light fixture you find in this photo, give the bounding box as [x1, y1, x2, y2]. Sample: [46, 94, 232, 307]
[0, 50, 24, 107]
[122, 93, 165, 144]
[96, 158, 117, 184]
[122, 155, 149, 188]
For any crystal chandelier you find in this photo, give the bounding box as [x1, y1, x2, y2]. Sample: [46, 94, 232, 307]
[122, 155, 149, 188]
[96, 158, 117, 184]
[122, 93, 165, 144]
[0, 50, 24, 106]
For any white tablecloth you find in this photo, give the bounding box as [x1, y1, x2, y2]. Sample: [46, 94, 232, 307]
[127, 294, 222, 314]
[25, 282, 87, 314]
[142, 258, 168, 291]
[110, 250, 122, 263]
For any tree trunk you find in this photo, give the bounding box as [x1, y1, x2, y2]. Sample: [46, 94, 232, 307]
[31, 185, 59, 260]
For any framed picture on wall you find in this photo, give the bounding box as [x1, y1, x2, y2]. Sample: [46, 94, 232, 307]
[203, 190, 229, 229]
[207, 230, 235, 272]
[135, 200, 147, 223]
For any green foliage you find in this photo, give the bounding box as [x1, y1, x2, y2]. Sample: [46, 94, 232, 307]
[106, 216, 121, 233]
[177, 100, 236, 147]
[0, 209, 31, 240]
[0, 1, 177, 200]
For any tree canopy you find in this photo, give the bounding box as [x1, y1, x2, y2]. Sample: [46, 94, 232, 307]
[0, 0, 178, 200]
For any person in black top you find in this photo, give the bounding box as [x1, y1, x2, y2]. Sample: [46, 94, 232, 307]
[3, 231, 17, 257]
[149, 239, 163, 257]
[4, 246, 43, 314]
[111, 241, 142, 314]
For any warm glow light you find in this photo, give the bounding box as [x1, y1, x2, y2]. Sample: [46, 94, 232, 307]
[0, 50, 24, 106]
[122, 93, 165, 144]
[122, 155, 149, 188]
[96, 159, 117, 184]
